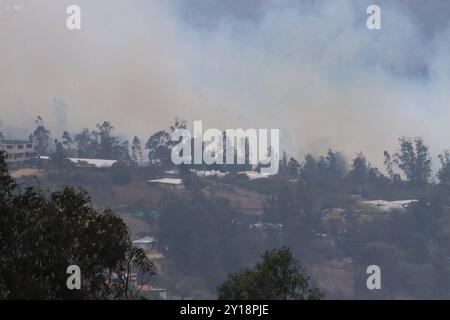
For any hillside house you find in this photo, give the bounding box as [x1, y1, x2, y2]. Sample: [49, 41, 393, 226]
[0, 140, 36, 165]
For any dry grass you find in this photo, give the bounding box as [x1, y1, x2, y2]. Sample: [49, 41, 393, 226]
[10, 168, 44, 179]
[312, 261, 355, 297]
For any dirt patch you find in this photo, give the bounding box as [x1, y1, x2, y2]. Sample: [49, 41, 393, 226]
[312, 261, 355, 297]
[84, 181, 164, 208]
[204, 185, 267, 215]
[10, 168, 43, 179]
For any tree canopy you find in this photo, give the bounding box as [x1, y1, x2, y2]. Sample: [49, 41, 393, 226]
[0, 151, 152, 299]
[217, 247, 323, 300]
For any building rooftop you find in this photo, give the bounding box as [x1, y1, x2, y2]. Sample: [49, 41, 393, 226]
[148, 178, 183, 185]
[38, 156, 117, 168]
[132, 236, 158, 244]
[68, 157, 117, 168]
[361, 199, 418, 212]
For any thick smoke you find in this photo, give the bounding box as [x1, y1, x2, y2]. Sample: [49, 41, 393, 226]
[1, 0, 450, 167]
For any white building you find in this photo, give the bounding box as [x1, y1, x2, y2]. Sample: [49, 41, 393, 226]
[361, 199, 418, 212]
[0, 140, 36, 164]
[132, 236, 158, 251]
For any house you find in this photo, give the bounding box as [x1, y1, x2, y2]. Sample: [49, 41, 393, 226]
[0, 140, 36, 164]
[38, 156, 118, 168]
[239, 171, 271, 180]
[361, 199, 418, 212]
[148, 178, 182, 185]
[67, 157, 117, 168]
[147, 178, 184, 190]
[132, 236, 158, 251]
[192, 169, 227, 178]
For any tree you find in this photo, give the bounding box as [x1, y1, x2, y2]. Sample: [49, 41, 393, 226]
[325, 149, 347, 180]
[179, 164, 204, 190]
[264, 183, 296, 223]
[169, 117, 187, 134]
[75, 128, 98, 158]
[131, 136, 143, 165]
[299, 154, 319, 185]
[0, 151, 153, 299]
[0, 151, 15, 198]
[61, 131, 76, 156]
[218, 247, 322, 300]
[62, 131, 73, 146]
[393, 137, 432, 187]
[145, 130, 170, 165]
[383, 150, 400, 183]
[32, 116, 51, 155]
[0, 131, 4, 142]
[158, 192, 240, 289]
[279, 151, 288, 175]
[263, 181, 314, 252]
[349, 153, 368, 184]
[299, 151, 346, 189]
[113, 140, 131, 162]
[145, 118, 187, 167]
[438, 150, 450, 187]
[287, 157, 301, 176]
[96, 121, 115, 159]
[50, 139, 71, 170]
[74, 123, 129, 161]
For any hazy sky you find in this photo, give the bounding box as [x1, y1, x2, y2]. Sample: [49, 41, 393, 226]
[1, 0, 450, 167]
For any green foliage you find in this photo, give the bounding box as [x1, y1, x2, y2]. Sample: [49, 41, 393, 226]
[393, 137, 432, 187]
[179, 164, 204, 190]
[299, 150, 347, 190]
[32, 116, 51, 156]
[287, 157, 301, 176]
[75, 128, 98, 158]
[146, 130, 171, 166]
[158, 192, 245, 290]
[0, 151, 152, 299]
[96, 121, 130, 161]
[96, 121, 115, 159]
[50, 139, 72, 170]
[131, 136, 143, 165]
[348, 153, 368, 184]
[7, 114, 450, 299]
[217, 247, 323, 300]
[73, 122, 130, 161]
[438, 150, 450, 186]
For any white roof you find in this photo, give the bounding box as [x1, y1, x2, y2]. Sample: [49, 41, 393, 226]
[362, 199, 418, 212]
[68, 157, 117, 168]
[192, 169, 227, 177]
[148, 178, 183, 185]
[132, 236, 157, 244]
[249, 222, 283, 230]
[39, 156, 117, 168]
[164, 170, 178, 174]
[239, 171, 271, 180]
